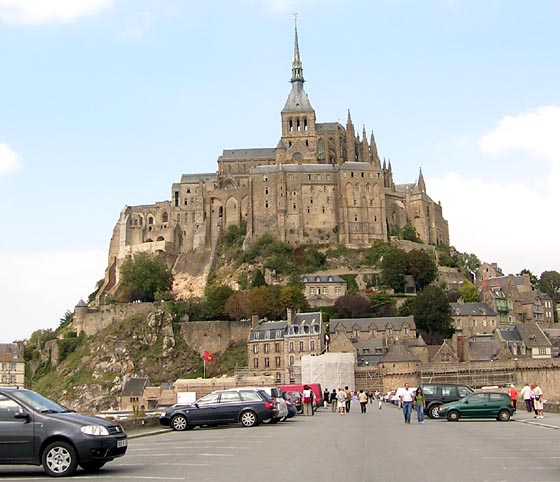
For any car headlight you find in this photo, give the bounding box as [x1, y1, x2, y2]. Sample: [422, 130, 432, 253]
[81, 425, 110, 436]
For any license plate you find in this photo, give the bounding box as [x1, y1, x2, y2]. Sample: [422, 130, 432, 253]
[117, 439, 128, 448]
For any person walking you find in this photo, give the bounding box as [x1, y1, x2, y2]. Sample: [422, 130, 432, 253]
[331, 388, 337, 413]
[414, 386, 426, 424]
[336, 387, 347, 415]
[519, 383, 532, 412]
[400, 383, 414, 424]
[533, 383, 545, 419]
[302, 385, 313, 416]
[323, 388, 330, 409]
[358, 389, 368, 413]
[344, 386, 352, 413]
[507, 384, 518, 411]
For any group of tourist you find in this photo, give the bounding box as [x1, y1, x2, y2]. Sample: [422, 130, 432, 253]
[321, 387, 381, 415]
[518, 382, 545, 418]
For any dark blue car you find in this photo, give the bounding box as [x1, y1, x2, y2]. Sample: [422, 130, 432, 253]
[160, 388, 278, 430]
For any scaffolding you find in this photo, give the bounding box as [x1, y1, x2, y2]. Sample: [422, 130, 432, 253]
[419, 362, 515, 388]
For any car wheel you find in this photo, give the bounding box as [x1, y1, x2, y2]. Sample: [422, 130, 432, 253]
[171, 414, 189, 431]
[429, 405, 441, 419]
[79, 461, 106, 472]
[42, 441, 79, 477]
[498, 409, 511, 421]
[240, 410, 258, 427]
[447, 410, 460, 422]
[280, 415, 288, 422]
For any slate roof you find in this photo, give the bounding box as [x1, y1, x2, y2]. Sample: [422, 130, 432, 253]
[300, 274, 345, 283]
[468, 339, 502, 361]
[179, 173, 217, 184]
[379, 341, 418, 363]
[122, 378, 149, 397]
[0, 344, 22, 361]
[316, 122, 343, 132]
[516, 323, 552, 348]
[219, 148, 276, 160]
[341, 162, 376, 170]
[293, 312, 322, 326]
[497, 326, 520, 342]
[250, 320, 288, 341]
[332, 316, 415, 331]
[282, 81, 314, 113]
[450, 302, 496, 317]
[254, 164, 338, 174]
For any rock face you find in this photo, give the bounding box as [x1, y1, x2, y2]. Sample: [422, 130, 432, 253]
[34, 309, 204, 414]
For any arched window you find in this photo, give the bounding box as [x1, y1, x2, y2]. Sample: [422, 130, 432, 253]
[162, 212, 168, 223]
[148, 216, 154, 225]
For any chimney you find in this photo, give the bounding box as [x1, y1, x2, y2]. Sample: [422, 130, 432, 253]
[251, 314, 259, 328]
[286, 308, 293, 325]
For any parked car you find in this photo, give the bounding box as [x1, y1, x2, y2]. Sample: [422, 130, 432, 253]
[0, 387, 127, 477]
[420, 383, 475, 418]
[283, 390, 303, 414]
[159, 388, 278, 431]
[438, 392, 514, 421]
[285, 400, 297, 419]
[278, 384, 323, 408]
[232, 387, 288, 423]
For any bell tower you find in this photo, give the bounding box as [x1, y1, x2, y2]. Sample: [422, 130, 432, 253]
[279, 15, 317, 164]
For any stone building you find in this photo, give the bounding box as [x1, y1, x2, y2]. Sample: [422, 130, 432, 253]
[450, 301, 498, 338]
[0, 344, 24, 387]
[247, 312, 324, 384]
[496, 324, 553, 359]
[300, 274, 347, 308]
[95, 21, 449, 304]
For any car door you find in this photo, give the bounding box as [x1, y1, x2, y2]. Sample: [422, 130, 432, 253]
[461, 393, 488, 418]
[441, 385, 459, 404]
[217, 392, 242, 422]
[487, 393, 508, 417]
[0, 394, 34, 462]
[190, 393, 221, 424]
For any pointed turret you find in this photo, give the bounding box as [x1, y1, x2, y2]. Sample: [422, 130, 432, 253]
[279, 17, 317, 162]
[370, 131, 380, 168]
[282, 16, 313, 113]
[346, 109, 356, 162]
[362, 125, 369, 162]
[416, 167, 426, 193]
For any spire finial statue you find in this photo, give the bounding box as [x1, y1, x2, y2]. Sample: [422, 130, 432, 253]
[291, 13, 304, 83]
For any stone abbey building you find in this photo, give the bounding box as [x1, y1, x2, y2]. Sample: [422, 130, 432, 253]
[97, 23, 449, 302]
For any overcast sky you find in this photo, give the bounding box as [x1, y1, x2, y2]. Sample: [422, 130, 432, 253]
[1, 0, 559, 343]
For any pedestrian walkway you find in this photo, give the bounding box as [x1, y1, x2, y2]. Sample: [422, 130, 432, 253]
[512, 408, 560, 430]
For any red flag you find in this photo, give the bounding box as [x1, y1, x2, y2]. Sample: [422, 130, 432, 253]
[203, 350, 214, 362]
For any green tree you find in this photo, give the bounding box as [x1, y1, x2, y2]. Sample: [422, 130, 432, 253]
[119, 252, 172, 302]
[458, 280, 479, 302]
[334, 294, 371, 318]
[247, 286, 283, 320]
[407, 285, 454, 344]
[457, 252, 481, 276]
[370, 294, 396, 317]
[400, 224, 422, 243]
[224, 291, 252, 321]
[539, 270, 560, 304]
[251, 269, 267, 288]
[87, 279, 104, 304]
[204, 284, 235, 319]
[408, 249, 438, 291]
[380, 247, 410, 293]
[59, 310, 74, 328]
[279, 284, 309, 313]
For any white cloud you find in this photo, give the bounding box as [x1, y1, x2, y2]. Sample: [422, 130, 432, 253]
[0, 250, 106, 342]
[0, 0, 113, 25]
[480, 105, 560, 185]
[428, 106, 560, 277]
[0, 143, 22, 176]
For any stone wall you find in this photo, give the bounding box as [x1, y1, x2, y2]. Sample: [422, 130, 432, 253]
[74, 302, 158, 336]
[180, 320, 252, 355]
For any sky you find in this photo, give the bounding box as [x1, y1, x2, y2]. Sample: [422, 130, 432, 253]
[1, 0, 559, 343]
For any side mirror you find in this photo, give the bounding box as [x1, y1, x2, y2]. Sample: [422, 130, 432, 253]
[14, 412, 30, 422]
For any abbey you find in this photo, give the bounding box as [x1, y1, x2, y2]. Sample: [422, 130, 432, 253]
[97, 23, 449, 302]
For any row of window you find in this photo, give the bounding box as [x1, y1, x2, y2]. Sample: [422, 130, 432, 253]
[1, 375, 17, 384]
[308, 286, 343, 295]
[251, 340, 317, 353]
[253, 357, 282, 369]
[1, 363, 17, 371]
[342, 326, 409, 337]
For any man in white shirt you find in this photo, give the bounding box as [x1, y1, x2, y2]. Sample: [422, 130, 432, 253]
[399, 383, 414, 424]
[519, 383, 532, 413]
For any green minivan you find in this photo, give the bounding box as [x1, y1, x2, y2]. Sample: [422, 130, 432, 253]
[438, 391, 514, 422]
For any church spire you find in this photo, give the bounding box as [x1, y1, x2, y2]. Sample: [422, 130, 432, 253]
[291, 14, 304, 83]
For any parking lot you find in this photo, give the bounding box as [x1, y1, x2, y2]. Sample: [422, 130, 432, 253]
[2, 402, 560, 481]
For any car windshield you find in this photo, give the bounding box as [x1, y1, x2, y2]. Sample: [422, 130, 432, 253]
[12, 390, 70, 413]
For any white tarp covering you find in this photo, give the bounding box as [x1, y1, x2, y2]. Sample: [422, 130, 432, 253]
[301, 352, 355, 391]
